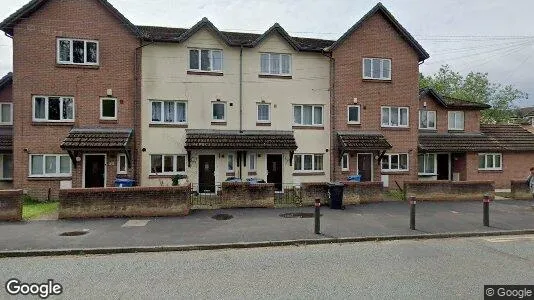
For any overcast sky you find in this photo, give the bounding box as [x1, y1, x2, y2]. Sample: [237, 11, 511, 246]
[1, 0, 534, 106]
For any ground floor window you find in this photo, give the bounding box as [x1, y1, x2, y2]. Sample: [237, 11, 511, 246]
[0, 154, 12, 180]
[29, 154, 71, 177]
[249, 153, 257, 171]
[150, 154, 186, 175]
[381, 153, 408, 172]
[341, 153, 349, 171]
[294, 154, 323, 172]
[227, 154, 234, 172]
[478, 153, 502, 170]
[418, 153, 437, 175]
[117, 154, 128, 174]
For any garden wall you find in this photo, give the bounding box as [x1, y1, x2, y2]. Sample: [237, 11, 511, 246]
[510, 180, 532, 200]
[0, 189, 23, 221]
[404, 180, 494, 201]
[220, 182, 275, 208]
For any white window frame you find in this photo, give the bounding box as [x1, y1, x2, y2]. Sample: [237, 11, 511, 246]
[29, 154, 72, 178]
[363, 58, 391, 80]
[381, 153, 409, 172]
[249, 153, 257, 172]
[188, 48, 223, 72]
[257, 103, 271, 123]
[260, 53, 292, 76]
[478, 153, 502, 171]
[32, 96, 75, 122]
[0, 154, 13, 180]
[117, 154, 128, 175]
[149, 154, 186, 175]
[57, 38, 99, 66]
[381, 106, 409, 128]
[227, 153, 235, 172]
[419, 110, 436, 130]
[418, 153, 437, 175]
[212, 101, 227, 122]
[293, 154, 324, 172]
[347, 105, 361, 124]
[0, 102, 13, 125]
[100, 98, 117, 120]
[448, 111, 465, 130]
[293, 105, 324, 126]
[150, 100, 188, 124]
[341, 153, 349, 171]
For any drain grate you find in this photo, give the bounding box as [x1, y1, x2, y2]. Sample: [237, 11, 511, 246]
[59, 229, 89, 237]
[280, 212, 319, 218]
[212, 213, 233, 220]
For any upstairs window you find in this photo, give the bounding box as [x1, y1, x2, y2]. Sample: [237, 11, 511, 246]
[448, 111, 464, 130]
[347, 105, 360, 124]
[260, 53, 291, 75]
[212, 102, 226, 122]
[363, 58, 391, 80]
[257, 103, 271, 123]
[100, 98, 117, 120]
[57, 38, 98, 65]
[33, 96, 74, 122]
[293, 105, 323, 126]
[151, 100, 187, 124]
[419, 110, 436, 130]
[0, 103, 12, 125]
[189, 49, 223, 72]
[381, 106, 408, 127]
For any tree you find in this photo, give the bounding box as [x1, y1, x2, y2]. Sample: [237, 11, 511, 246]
[420, 65, 526, 124]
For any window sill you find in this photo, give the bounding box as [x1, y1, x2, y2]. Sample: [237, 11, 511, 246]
[149, 123, 188, 128]
[292, 125, 324, 130]
[418, 173, 437, 176]
[448, 129, 465, 133]
[419, 128, 437, 132]
[27, 176, 72, 181]
[256, 122, 271, 126]
[32, 122, 74, 126]
[148, 174, 183, 179]
[478, 169, 503, 173]
[211, 121, 227, 126]
[187, 70, 223, 76]
[381, 170, 409, 174]
[341, 170, 350, 173]
[99, 119, 118, 124]
[0, 124, 13, 127]
[381, 127, 410, 131]
[56, 64, 99, 69]
[293, 172, 325, 176]
[362, 78, 391, 83]
[0, 179, 13, 182]
[258, 74, 292, 79]
[347, 123, 361, 127]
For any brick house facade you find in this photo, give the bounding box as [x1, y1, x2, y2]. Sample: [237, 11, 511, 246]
[0, 73, 13, 189]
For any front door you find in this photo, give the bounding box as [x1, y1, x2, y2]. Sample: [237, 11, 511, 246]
[357, 154, 373, 182]
[437, 154, 450, 180]
[267, 154, 283, 191]
[84, 154, 106, 188]
[198, 155, 216, 193]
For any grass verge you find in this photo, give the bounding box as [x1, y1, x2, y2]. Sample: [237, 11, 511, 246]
[22, 198, 59, 220]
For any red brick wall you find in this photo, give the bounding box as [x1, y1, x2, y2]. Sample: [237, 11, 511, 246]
[59, 185, 190, 218]
[465, 152, 534, 189]
[419, 94, 481, 133]
[0, 80, 12, 102]
[404, 180, 494, 201]
[0, 189, 22, 221]
[12, 0, 140, 200]
[331, 12, 420, 186]
[220, 182, 275, 208]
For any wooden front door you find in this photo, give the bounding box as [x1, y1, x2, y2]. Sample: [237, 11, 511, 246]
[84, 154, 106, 188]
[267, 154, 283, 191]
[357, 154, 373, 182]
[198, 155, 216, 193]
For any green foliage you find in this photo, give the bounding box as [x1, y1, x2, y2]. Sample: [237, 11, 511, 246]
[420, 65, 526, 124]
[385, 189, 406, 201]
[172, 174, 188, 186]
[22, 201, 58, 220]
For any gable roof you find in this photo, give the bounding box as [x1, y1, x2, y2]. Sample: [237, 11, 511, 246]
[420, 88, 491, 110]
[326, 2, 429, 61]
[0, 72, 12, 91]
[0, 0, 140, 36]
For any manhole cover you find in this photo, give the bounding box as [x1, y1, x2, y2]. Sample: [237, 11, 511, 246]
[280, 212, 319, 218]
[59, 230, 89, 237]
[212, 214, 233, 220]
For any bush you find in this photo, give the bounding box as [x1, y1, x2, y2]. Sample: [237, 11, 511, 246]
[172, 174, 188, 186]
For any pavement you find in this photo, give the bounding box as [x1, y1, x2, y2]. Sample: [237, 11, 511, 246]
[0, 200, 533, 256]
[2, 235, 534, 299]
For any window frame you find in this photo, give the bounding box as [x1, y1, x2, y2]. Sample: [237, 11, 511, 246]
[249, 153, 257, 172]
[28, 154, 72, 178]
[211, 101, 227, 122]
[478, 153, 502, 171]
[362, 58, 391, 80]
[0, 154, 13, 180]
[419, 110, 437, 130]
[381, 106, 409, 128]
[32, 95, 75, 123]
[256, 103, 271, 123]
[117, 154, 128, 175]
[149, 100, 188, 125]
[347, 105, 361, 124]
[448, 111, 465, 130]
[188, 48, 223, 72]
[227, 153, 235, 172]
[293, 104, 324, 126]
[56, 38, 99, 66]
[260, 53, 292, 76]
[341, 153, 349, 171]
[100, 97, 117, 120]
[381, 153, 409, 172]
[417, 153, 437, 175]
[0, 102, 13, 125]
[293, 154, 324, 172]
[149, 154, 186, 175]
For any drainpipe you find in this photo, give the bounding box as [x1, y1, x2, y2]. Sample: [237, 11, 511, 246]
[323, 50, 335, 180]
[239, 45, 243, 133]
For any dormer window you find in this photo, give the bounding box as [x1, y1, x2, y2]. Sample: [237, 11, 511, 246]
[57, 38, 99, 65]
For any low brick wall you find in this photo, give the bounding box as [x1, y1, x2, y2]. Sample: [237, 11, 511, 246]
[0, 190, 23, 221]
[59, 186, 191, 219]
[404, 180, 495, 201]
[220, 182, 275, 208]
[301, 182, 329, 206]
[343, 182, 384, 205]
[510, 180, 533, 200]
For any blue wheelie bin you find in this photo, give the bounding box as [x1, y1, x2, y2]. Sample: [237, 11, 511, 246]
[115, 178, 135, 187]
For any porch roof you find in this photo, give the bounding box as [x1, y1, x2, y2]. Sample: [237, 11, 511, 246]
[337, 131, 392, 151]
[418, 132, 500, 152]
[481, 124, 534, 151]
[60, 128, 133, 151]
[185, 129, 297, 150]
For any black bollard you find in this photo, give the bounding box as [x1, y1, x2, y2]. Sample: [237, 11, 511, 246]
[483, 194, 490, 227]
[409, 196, 416, 230]
[314, 198, 321, 234]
